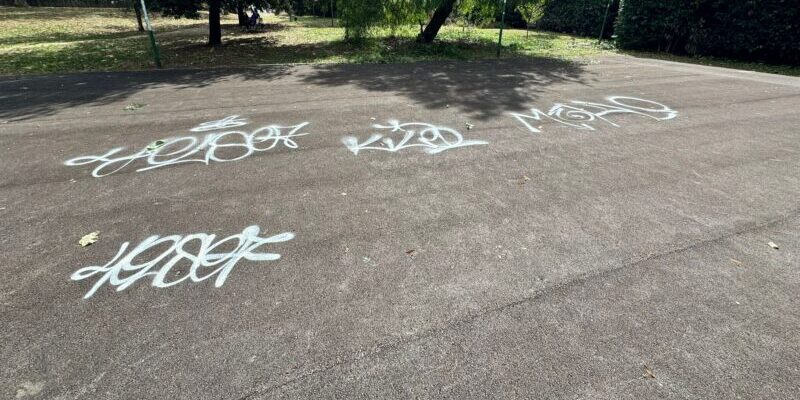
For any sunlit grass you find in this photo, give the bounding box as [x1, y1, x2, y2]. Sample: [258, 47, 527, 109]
[2, 6, 797, 76]
[0, 6, 609, 74]
[0, 7, 205, 45]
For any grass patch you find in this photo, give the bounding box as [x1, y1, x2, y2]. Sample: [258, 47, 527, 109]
[620, 50, 800, 77]
[0, 7, 606, 75]
[1, 6, 798, 76]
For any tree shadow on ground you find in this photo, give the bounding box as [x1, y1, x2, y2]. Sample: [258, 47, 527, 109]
[0, 56, 588, 122]
[298, 56, 590, 120]
[266, 15, 338, 28]
[0, 23, 208, 46]
[220, 22, 288, 33]
[0, 7, 211, 45]
[1, 21, 592, 122]
[0, 65, 292, 121]
[0, 6, 126, 21]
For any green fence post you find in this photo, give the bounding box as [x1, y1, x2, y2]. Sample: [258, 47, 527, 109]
[598, 0, 612, 43]
[139, 0, 162, 68]
[496, 0, 507, 57]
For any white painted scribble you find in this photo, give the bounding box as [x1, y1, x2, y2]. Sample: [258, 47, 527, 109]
[70, 225, 294, 299]
[190, 115, 249, 132]
[65, 117, 309, 177]
[510, 96, 677, 133]
[342, 120, 488, 155]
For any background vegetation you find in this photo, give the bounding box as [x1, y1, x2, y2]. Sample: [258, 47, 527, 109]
[0, 6, 606, 75]
[537, 0, 617, 38]
[615, 0, 800, 65]
[1, 0, 798, 76]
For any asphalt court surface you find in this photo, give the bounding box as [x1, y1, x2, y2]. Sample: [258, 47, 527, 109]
[1, 56, 799, 399]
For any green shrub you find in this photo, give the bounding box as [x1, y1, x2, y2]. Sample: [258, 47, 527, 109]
[337, 0, 384, 40]
[537, 0, 619, 38]
[453, 0, 498, 28]
[516, 0, 546, 28]
[614, 0, 692, 52]
[689, 0, 800, 65]
[616, 0, 800, 65]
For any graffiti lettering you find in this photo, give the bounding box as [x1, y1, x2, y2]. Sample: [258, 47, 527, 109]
[65, 116, 310, 177]
[189, 115, 248, 132]
[510, 96, 677, 133]
[70, 225, 294, 299]
[343, 120, 488, 155]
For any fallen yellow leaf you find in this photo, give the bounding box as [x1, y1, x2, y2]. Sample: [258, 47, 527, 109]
[79, 231, 99, 247]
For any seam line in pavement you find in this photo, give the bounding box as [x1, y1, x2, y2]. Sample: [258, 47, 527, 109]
[238, 207, 800, 398]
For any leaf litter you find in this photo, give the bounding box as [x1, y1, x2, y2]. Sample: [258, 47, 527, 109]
[79, 232, 99, 247]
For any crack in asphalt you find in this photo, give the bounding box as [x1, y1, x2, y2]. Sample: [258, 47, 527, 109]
[238, 206, 799, 399]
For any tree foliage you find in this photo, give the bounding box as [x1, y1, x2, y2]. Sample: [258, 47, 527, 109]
[452, 0, 498, 29]
[336, 0, 438, 40]
[516, 0, 545, 27]
[156, 0, 201, 19]
[334, 0, 512, 42]
[152, 0, 283, 45]
[336, 0, 384, 40]
[615, 0, 800, 65]
[536, 0, 618, 38]
[614, 0, 691, 52]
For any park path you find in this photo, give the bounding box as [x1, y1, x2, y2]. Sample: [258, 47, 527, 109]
[1, 56, 799, 399]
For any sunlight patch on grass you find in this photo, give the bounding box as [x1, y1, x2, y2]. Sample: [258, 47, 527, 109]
[2, 6, 797, 76]
[1, 6, 609, 74]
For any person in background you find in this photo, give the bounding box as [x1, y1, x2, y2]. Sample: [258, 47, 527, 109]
[249, 6, 260, 25]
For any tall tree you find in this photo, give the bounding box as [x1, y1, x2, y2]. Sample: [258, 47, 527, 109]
[133, 1, 145, 32]
[516, 0, 546, 37]
[418, 0, 456, 43]
[156, 0, 274, 46]
[236, 2, 248, 26]
[209, 0, 222, 45]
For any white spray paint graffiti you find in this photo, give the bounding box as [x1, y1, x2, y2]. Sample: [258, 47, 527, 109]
[342, 120, 488, 155]
[189, 115, 248, 132]
[70, 225, 294, 299]
[510, 96, 677, 133]
[65, 116, 310, 177]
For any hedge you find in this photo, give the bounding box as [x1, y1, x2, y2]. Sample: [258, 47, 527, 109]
[614, 0, 691, 52]
[537, 0, 619, 38]
[690, 0, 800, 65]
[616, 0, 800, 65]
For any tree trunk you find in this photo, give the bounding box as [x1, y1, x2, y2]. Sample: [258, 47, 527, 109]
[134, 2, 145, 32]
[209, 0, 222, 46]
[237, 3, 247, 26]
[419, 0, 457, 43]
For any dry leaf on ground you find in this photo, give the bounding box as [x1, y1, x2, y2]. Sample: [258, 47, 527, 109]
[79, 232, 99, 247]
[146, 140, 166, 152]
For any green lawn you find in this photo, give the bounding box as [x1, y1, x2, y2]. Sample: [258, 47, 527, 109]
[1, 6, 798, 76]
